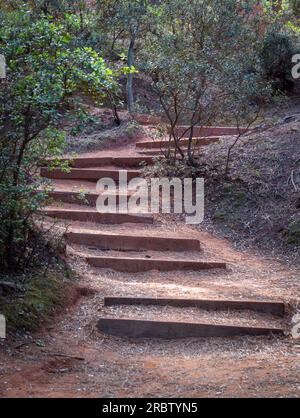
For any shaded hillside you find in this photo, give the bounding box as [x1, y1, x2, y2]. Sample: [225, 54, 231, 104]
[202, 114, 300, 260]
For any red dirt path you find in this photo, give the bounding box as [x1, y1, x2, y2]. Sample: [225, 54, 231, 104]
[0, 140, 299, 398]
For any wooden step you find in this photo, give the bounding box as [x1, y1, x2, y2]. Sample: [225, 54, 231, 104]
[87, 255, 226, 272]
[41, 167, 140, 182]
[66, 231, 200, 252]
[97, 318, 284, 339]
[137, 149, 186, 156]
[46, 190, 133, 206]
[174, 126, 251, 138]
[47, 190, 99, 206]
[42, 208, 153, 224]
[131, 118, 251, 136]
[112, 156, 154, 167]
[136, 137, 219, 150]
[104, 297, 285, 317]
[137, 149, 202, 157]
[44, 156, 154, 168]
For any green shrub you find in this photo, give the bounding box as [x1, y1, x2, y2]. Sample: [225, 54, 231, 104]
[282, 220, 300, 246]
[290, 0, 300, 17]
[260, 30, 297, 92]
[0, 8, 124, 272]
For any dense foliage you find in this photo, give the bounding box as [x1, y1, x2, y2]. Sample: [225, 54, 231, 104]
[141, 0, 272, 163]
[0, 0, 299, 273]
[0, 6, 125, 270]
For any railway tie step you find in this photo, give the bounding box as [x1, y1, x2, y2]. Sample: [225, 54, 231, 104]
[104, 297, 285, 317]
[87, 255, 226, 272]
[42, 208, 154, 224]
[97, 318, 284, 339]
[66, 231, 201, 252]
[135, 137, 219, 149]
[41, 167, 140, 182]
[43, 156, 154, 168]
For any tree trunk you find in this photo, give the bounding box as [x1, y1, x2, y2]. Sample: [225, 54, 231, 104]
[113, 105, 121, 126]
[127, 32, 136, 113]
[187, 126, 195, 166]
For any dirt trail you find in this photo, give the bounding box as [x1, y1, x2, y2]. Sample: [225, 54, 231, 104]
[0, 139, 300, 398]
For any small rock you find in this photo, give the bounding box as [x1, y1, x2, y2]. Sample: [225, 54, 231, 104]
[59, 368, 69, 373]
[0, 281, 17, 295]
[35, 340, 45, 347]
[283, 114, 300, 123]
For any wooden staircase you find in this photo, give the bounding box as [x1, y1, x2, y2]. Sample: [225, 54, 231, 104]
[40, 128, 285, 339]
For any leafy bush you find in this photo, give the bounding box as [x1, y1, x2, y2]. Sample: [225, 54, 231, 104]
[289, 0, 300, 17]
[260, 30, 297, 92]
[0, 8, 124, 272]
[142, 0, 271, 165]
